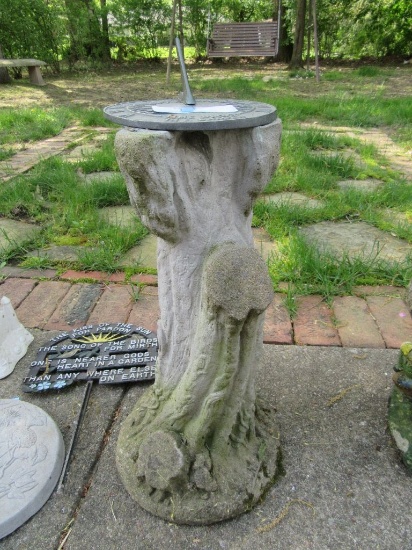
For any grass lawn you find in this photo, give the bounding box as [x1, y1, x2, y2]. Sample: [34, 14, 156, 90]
[0, 60, 411, 302]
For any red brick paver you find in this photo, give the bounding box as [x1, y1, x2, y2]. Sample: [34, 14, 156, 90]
[127, 287, 160, 333]
[87, 284, 134, 325]
[130, 274, 158, 286]
[3, 271, 411, 348]
[60, 270, 110, 282]
[263, 293, 293, 344]
[0, 278, 37, 308]
[15, 281, 71, 328]
[293, 296, 341, 346]
[365, 296, 412, 348]
[333, 296, 385, 348]
[44, 283, 103, 331]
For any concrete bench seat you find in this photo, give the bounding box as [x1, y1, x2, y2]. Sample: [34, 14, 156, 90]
[0, 59, 46, 85]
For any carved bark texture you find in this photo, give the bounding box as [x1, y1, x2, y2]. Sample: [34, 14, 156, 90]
[115, 120, 281, 388]
[114, 120, 282, 524]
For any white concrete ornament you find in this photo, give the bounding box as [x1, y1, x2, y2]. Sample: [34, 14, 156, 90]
[0, 296, 33, 379]
[0, 399, 65, 539]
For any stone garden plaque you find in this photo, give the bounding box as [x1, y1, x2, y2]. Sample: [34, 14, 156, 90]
[22, 323, 158, 393]
[0, 399, 64, 539]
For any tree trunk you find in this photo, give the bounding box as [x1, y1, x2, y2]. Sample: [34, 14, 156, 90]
[289, 0, 307, 68]
[114, 121, 282, 524]
[100, 0, 112, 62]
[0, 44, 11, 84]
[312, 0, 321, 82]
[166, 0, 177, 85]
[273, 0, 293, 63]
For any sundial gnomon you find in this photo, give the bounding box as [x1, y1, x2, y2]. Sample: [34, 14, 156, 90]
[103, 37, 277, 131]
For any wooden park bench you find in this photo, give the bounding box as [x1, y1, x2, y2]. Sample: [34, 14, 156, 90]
[207, 22, 278, 58]
[0, 59, 46, 86]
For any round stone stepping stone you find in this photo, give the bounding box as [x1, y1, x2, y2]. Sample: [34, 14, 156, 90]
[119, 234, 158, 269]
[299, 220, 412, 262]
[252, 227, 278, 261]
[337, 178, 382, 192]
[0, 219, 41, 253]
[99, 205, 137, 228]
[261, 192, 324, 209]
[80, 171, 121, 184]
[0, 399, 64, 539]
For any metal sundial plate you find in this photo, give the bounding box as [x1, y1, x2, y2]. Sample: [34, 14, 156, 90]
[103, 99, 277, 131]
[22, 323, 158, 392]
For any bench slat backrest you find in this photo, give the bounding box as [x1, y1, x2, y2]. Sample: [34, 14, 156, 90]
[207, 22, 278, 57]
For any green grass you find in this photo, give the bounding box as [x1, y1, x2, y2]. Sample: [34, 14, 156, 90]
[0, 143, 147, 272]
[194, 72, 412, 131]
[268, 232, 412, 307]
[0, 106, 113, 147]
[0, 64, 411, 293]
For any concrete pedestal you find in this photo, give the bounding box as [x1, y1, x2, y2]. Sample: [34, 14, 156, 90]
[112, 111, 282, 523]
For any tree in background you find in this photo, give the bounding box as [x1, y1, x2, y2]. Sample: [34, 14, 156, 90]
[0, 0, 63, 71]
[0, 0, 410, 68]
[64, 0, 111, 65]
[288, 0, 306, 67]
[110, 0, 171, 59]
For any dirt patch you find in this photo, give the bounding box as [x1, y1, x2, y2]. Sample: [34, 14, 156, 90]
[1, 62, 411, 109]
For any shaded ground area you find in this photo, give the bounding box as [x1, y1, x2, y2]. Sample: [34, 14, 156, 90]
[1, 337, 411, 549]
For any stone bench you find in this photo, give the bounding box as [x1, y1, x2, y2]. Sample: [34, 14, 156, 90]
[0, 58, 46, 86]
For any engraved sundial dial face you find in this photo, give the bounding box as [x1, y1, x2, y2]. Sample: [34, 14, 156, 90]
[104, 99, 277, 131]
[104, 37, 277, 131]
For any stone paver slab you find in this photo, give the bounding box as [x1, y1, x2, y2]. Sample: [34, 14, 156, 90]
[44, 283, 103, 331]
[261, 191, 324, 209]
[0, 399, 64, 540]
[263, 293, 293, 344]
[98, 205, 137, 228]
[333, 295, 385, 348]
[365, 296, 412, 349]
[119, 235, 158, 269]
[353, 285, 406, 298]
[0, 219, 41, 251]
[0, 330, 125, 550]
[81, 171, 121, 183]
[252, 227, 278, 262]
[293, 295, 341, 346]
[337, 178, 382, 192]
[87, 284, 133, 325]
[26, 245, 84, 262]
[0, 278, 37, 308]
[299, 220, 412, 262]
[15, 281, 71, 328]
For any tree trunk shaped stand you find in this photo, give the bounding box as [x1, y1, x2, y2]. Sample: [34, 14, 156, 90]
[108, 100, 282, 524]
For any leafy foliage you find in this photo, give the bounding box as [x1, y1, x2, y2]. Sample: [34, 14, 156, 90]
[0, 0, 411, 69]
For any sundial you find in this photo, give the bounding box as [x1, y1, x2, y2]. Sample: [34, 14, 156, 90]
[104, 38, 277, 131]
[103, 38, 283, 525]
